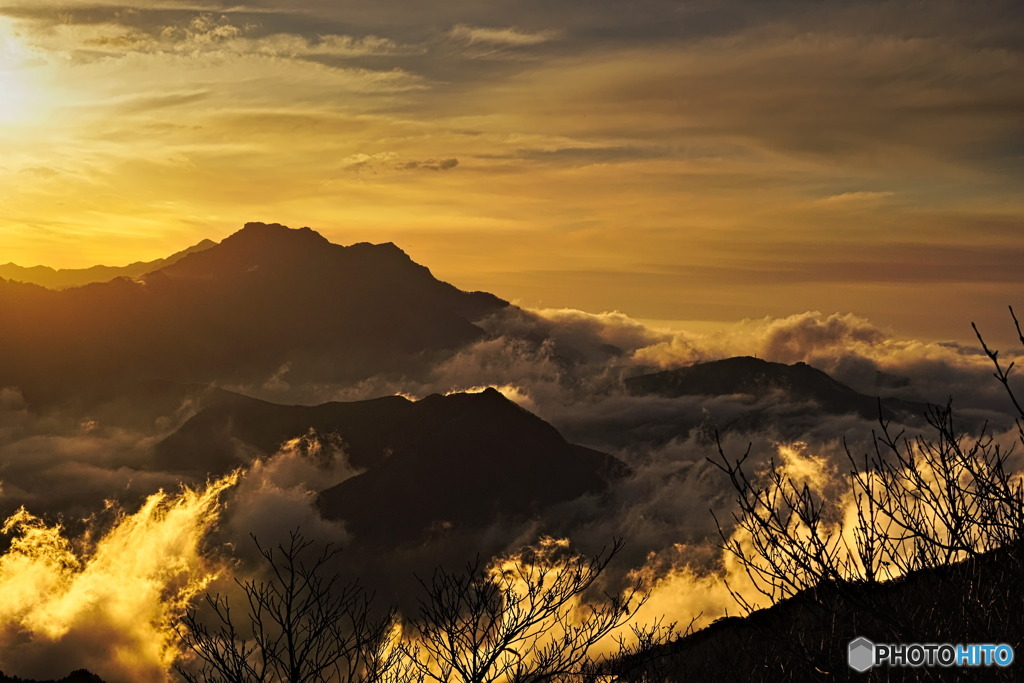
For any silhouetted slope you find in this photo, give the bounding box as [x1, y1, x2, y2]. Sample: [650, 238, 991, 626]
[317, 388, 627, 544]
[0, 239, 215, 289]
[627, 356, 928, 423]
[0, 670, 104, 683]
[154, 390, 417, 474]
[616, 542, 1024, 682]
[0, 223, 507, 403]
[156, 388, 627, 545]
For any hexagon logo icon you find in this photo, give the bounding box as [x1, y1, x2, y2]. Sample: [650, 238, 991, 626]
[848, 637, 875, 673]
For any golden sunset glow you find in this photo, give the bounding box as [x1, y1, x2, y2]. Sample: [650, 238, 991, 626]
[1, 6, 1023, 680]
[0, 2, 1018, 341]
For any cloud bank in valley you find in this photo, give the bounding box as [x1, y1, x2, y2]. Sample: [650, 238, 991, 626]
[236, 306, 1019, 436]
[2, 305, 1024, 677]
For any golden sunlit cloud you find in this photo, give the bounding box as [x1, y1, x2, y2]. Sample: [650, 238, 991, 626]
[0, 475, 237, 683]
[448, 24, 560, 47]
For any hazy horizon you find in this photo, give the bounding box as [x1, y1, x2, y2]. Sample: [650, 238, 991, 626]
[4, 222, 1021, 347]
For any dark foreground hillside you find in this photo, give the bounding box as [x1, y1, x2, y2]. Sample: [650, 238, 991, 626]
[18, 540, 1022, 683]
[0, 671, 103, 683]
[614, 542, 1024, 682]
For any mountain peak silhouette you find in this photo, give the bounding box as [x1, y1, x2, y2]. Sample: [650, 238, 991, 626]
[153, 223, 454, 296]
[235, 221, 331, 245]
[0, 222, 508, 403]
[154, 387, 627, 546]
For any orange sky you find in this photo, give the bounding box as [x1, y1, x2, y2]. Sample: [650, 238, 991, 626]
[1, 2, 1022, 341]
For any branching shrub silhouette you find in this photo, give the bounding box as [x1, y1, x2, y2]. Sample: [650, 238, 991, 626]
[664, 309, 1024, 680]
[175, 536, 659, 683]
[709, 402, 1024, 612]
[175, 530, 399, 683]
[178, 311, 1024, 682]
[399, 538, 649, 683]
[711, 310, 1024, 609]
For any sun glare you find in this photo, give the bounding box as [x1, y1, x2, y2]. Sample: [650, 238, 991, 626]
[0, 20, 42, 124]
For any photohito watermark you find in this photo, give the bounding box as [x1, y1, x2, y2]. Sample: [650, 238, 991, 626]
[848, 637, 1014, 672]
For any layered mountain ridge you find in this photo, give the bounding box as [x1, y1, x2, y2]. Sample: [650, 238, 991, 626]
[0, 222, 507, 404]
[0, 239, 216, 290]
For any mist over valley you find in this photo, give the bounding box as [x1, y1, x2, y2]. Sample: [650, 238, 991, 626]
[1, 224, 1022, 681]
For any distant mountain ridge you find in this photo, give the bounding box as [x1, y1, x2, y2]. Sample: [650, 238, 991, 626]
[0, 239, 216, 289]
[0, 222, 508, 403]
[627, 356, 930, 423]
